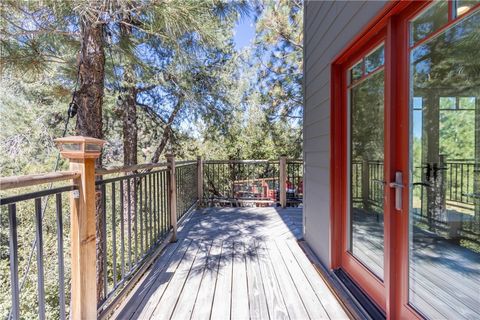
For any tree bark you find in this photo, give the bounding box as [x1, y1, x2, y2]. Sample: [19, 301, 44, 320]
[120, 20, 138, 168]
[75, 19, 105, 304]
[120, 19, 139, 258]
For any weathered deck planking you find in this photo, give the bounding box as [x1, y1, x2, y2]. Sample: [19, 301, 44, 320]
[210, 241, 234, 320]
[112, 207, 349, 320]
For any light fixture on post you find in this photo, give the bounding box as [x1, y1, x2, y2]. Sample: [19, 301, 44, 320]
[54, 135, 105, 320]
[55, 136, 105, 159]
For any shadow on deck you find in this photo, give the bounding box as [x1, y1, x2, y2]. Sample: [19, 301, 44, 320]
[113, 207, 348, 320]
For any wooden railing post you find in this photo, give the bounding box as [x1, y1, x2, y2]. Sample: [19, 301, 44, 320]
[54, 136, 105, 320]
[279, 155, 287, 208]
[197, 156, 204, 207]
[166, 154, 177, 242]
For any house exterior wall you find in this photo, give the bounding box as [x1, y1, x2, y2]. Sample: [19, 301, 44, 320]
[303, 0, 388, 267]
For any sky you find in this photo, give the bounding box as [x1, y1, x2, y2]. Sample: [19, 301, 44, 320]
[233, 16, 256, 50]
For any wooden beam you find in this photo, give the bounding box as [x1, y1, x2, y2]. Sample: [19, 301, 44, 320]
[0, 171, 80, 191]
[166, 154, 177, 242]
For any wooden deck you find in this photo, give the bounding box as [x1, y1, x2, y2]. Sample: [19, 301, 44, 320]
[113, 207, 349, 320]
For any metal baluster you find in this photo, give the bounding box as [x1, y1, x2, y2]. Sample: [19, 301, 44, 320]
[149, 173, 153, 245]
[34, 198, 46, 320]
[160, 171, 164, 236]
[461, 163, 464, 203]
[466, 163, 470, 203]
[139, 175, 144, 255]
[8, 204, 20, 320]
[449, 162, 453, 201]
[179, 167, 183, 216]
[457, 163, 461, 201]
[101, 184, 108, 298]
[220, 163, 224, 198]
[164, 170, 169, 233]
[55, 194, 66, 320]
[111, 183, 117, 288]
[152, 172, 158, 243]
[133, 177, 138, 262]
[157, 172, 161, 238]
[179, 167, 183, 217]
[156, 171, 163, 237]
[145, 174, 150, 249]
[119, 182, 125, 279]
[127, 178, 132, 270]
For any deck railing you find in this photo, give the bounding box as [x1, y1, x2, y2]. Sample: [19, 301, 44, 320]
[175, 161, 198, 221]
[0, 139, 199, 320]
[1, 179, 77, 320]
[203, 157, 303, 207]
[95, 164, 172, 315]
[0, 136, 302, 319]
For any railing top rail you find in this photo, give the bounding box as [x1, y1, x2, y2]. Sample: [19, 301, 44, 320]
[0, 184, 78, 205]
[176, 160, 197, 167]
[445, 159, 476, 163]
[0, 171, 80, 191]
[96, 160, 197, 176]
[286, 159, 303, 163]
[95, 162, 168, 175]
[204, 159, 279, 164]
[96, 167, 169, 185]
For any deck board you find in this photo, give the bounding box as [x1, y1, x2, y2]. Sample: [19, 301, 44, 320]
[210, 241, 234, 320]
[231, 242, 250, 320]
[114, 207, 349, 320]
[190, 241, 222, 320]
[245, 243, 270, 320]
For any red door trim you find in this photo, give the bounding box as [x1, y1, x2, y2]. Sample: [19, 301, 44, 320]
[339, 29, 388, 311]
[329, 1, 433, 319]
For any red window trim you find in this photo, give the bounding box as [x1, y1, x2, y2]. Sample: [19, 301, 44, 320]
[410, 2, 480, 50]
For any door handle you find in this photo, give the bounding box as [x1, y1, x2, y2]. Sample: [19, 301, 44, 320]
[389, 171, 404, 211]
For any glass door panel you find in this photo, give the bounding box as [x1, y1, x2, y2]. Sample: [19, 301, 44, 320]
[409, 9, 480, 319]
[349, 46, 385, 280]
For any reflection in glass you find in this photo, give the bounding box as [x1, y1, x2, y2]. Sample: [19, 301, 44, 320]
[456, 0, 480, 17]
[409, 10, 480, 319]
[349, 70, 385, 279]
[350, 61, 363, 83]
[411, 1, 448, 45]
[365, 45, 385, 73]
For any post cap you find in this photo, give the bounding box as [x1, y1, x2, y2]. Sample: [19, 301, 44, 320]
[54, 136, 105, 160]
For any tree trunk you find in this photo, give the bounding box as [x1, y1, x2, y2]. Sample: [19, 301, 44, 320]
[75, 19, 105, 304]
[122, 81, 138, 167]
[120, 19, 139, 259]
[150, 97, 183, 163]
